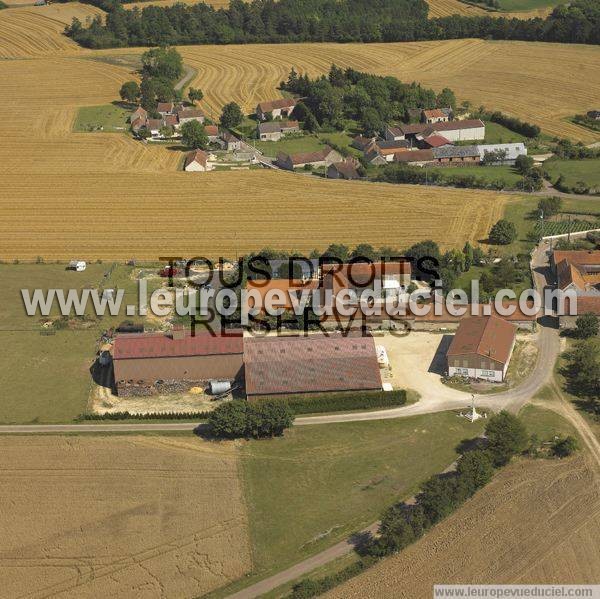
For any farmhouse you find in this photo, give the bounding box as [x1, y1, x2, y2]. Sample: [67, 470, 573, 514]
[422, 108, 449, 124]
[552, 250, 600, 294]
[221, 131, 242, 151]
[244, 333, 382, 397]
[204, 124, 219, 142]
[446, 315, 517, 382]
[257, 120, 300, 141]
[156, 102, 175, 116]
[327, 160, 360, 180]
[432, 145, 480, 165]
[321, 261, 413, 295]
[477, 143, 527, 165]
[112, 329, 244, 396]
[276, 146, 342, 170]
[184, 149, 215, 172]
[256, 98, 297, 121]
[176, 108, 205, 126]
[352, 135, 377, 152]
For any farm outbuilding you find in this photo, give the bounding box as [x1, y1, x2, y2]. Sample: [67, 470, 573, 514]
[112, 329, 244, 396]
[244, 333, 382, 397]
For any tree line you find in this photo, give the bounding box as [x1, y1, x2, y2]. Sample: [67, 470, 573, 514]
[289, 411, 579, 598]
[280, 65, 455, 134]
[64, 0, 600, 49]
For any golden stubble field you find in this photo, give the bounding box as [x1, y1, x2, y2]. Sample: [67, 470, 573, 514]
[0, 435, 251, 598]
[0, 171, 506, 259]
[178, 39, 600, 142]
[327, 454, 600, 598]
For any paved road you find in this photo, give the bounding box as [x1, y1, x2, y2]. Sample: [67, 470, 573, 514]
[0, 244, 560, 435]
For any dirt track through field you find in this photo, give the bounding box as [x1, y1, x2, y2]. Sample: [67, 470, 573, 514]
[0, 435, 251, 598]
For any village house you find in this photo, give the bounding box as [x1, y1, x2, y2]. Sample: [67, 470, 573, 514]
[326, 159, 360, 180]
[112, 329, 244, 396]
[257, 120, 300, 141]
[156, 102, 176, 116]
[276, 146, 342, 170]
[184, 149, 215, 172]
[365, 140, 412, 163]
[422, 108, 449, 124]
[351, 135, 378, 152]
[221, 131, 243, 151]
[256, 98, 297, 121]
[130, 107, 147, 123]
[446, 315, 517, 382]
[176, 108, 205, 126]
[244, 333, 382, 397]
[552, 250, 600, 295]
[477, 143, 527, 166]
[204, 124, 220, 143]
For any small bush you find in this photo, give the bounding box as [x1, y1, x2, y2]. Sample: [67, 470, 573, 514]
[552, 435, 579, 458]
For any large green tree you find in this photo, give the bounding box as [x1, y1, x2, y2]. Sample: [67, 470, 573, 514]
[119, 81, 140, 104]
[488, 219, 517, 245]
[220, 101, 244, 129]
[485, 411, 528, 466]
[180, 120, 208, 149]
[141, 46, 183, 82]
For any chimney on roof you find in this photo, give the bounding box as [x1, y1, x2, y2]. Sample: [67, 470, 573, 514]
[172, 326, 186, 341]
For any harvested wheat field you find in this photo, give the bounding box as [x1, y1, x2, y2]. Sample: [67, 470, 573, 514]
[426, 0, 487, 18]
[327, 454, 600, 598]
[0, 171, 505, 259]
[180, 39, 600, 142]
[0, 435, 251, 598]
[0, 3, 103, 58]
[0, 57, 179, 174]
[426, 0, 553, 18]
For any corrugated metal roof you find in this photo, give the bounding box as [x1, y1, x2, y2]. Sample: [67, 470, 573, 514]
[244, 333, 382, 395]
[113, 330, 243, 360]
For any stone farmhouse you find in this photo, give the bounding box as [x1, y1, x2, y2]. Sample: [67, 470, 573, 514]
[276, 146, 342, 170]
[130, 103, 205, 139]
[184, 149, 217, 172]
[257, 120, 300, 141]
[256, 98, 297, 121]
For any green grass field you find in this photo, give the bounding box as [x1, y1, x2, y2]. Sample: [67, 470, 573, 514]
[497, 0, 564, 11]
[544, 158, 600, 192]
[519, 404, 578, 442]
[73, 104, 131, 133]
[254, 131, 355, 157]
[233, 414, 484, 590]
[428, 164, 523, 189]
[0, 263, 166, 423]
[501, 196, 600, 254]
[483, 122, 527, 144]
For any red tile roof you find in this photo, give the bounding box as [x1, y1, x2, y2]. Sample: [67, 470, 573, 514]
[157, 102, 174, 113]
[554, 250, 600, 267]
[184, 149, 208, 168]
[447, 315, 516, 365]
[422, 134, 451, 148]
[244, 333, 382, 396]
[572, 296, 600, 315]
[423, 109, 447, 119]
[393, 149, 434, 163]
[205, 125, 219, 136]
[113, 330, 243, 360]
